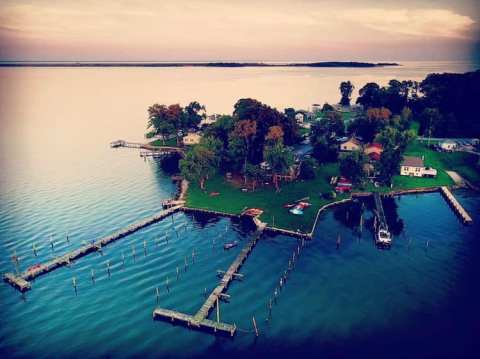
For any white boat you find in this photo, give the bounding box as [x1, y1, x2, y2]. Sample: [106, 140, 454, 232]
[376, 226, 392, 247]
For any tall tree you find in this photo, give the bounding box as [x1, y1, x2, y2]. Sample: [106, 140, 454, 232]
[183, 101, 206, 129]
[264, 143, 294, 191]
[179, 145, 218, 189]
[233, 119, 257, 184]
[339, 152, 366, 184]
[339, 81, 354, 106]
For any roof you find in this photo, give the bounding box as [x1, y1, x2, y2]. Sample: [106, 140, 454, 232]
[366, 143, 383, 150]
[402, 156, 424, 167]
[341, 137, 362, 146]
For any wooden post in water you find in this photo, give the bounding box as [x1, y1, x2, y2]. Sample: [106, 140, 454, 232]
[144, 240, 147, 256]
[192, 248, 195, 263]
[106, 260, 111, 278]
[72, 276, 77, 296]
[176, 266, 180, 280]
[50, 235, 54, 251]
[336, 233, 341, 250]
[156, 287, 160, 304]
[216, 297, 220, 323]
[12, 250, 20, 275]
[32, 243, 37, 257]
[66, 231, 69, 243]
[132, 244, 136, 262]
[184, 256, 188, 271]
[91, 268, 95, 283]
[165, 276, 170, 293]
[252, 316, 259, 337]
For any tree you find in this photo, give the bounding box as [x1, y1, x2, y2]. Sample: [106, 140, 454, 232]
[264, 143, 294, 191]
[376, 147, 402, 185]
[356, 82, 382, 109]
[147, 103, 184, 145]
[179, 145, 218, 189]
[245, 163, 263, 191]
[299, 157, 316, 180]
[183, 101, 206, 129]
[367, 107, 392, 121]
[322, 103, 334, 112]
[339, 81, 354, 106]
[312, 138, 338, 164]
[339, 152, 366, 184]
[233, 119, 257, 184]
[419, 107, 442, 141]
[266, 125, 284, 143]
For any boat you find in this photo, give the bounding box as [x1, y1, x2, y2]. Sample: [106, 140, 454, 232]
[376, 226, 392, 247]
[224, 241, 239, 250]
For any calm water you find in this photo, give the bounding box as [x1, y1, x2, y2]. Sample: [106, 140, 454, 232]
[1, 61, 479, 358]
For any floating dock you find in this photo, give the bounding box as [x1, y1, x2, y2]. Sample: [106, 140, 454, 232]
[153, 229, 263, 336]
[440, 186, 473, 224]
[3, 205, 183, 292]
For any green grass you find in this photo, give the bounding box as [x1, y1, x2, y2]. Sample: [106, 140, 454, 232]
[409, 121, 420, 135]
[365, 141, 480, 191]
[150, 137, 178, 147]
[186, 163, 344, 232]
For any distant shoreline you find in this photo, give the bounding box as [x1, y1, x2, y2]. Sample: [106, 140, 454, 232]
[0, 61, 399, 68]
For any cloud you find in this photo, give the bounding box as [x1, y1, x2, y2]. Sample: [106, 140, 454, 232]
[341, 8, 475, 39]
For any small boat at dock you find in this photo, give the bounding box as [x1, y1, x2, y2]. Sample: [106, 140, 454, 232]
[376, 226, 392, 247]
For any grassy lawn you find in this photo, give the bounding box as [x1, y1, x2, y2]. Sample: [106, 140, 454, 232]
[150, 137, 178, 147]
[186, 163, 344, 233]
[393, 140, 454, 188]
[409, 121, 420, 135]
[364, 141, 480, 191]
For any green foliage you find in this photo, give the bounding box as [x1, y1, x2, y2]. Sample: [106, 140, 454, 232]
[264, 143, 294, 175]
[339, 152, 366, 184]
[180, 145, 218, 189]
[299, 158, 317, 180]
[339, 81, 354, 106]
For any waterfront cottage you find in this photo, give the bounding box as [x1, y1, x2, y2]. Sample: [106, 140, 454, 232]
[183, 132, 201, 145]
[339, 137, 362, 152]
[364, 143, 383, 161]
[400, 156, 437, 177]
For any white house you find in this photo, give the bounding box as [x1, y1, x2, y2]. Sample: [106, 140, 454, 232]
[295, 112, 306, 124]
[400, 156, 437, 177]
[439, 140, 457, 152]
[339, 137, 362, 152]
[183, 132, 201, 145]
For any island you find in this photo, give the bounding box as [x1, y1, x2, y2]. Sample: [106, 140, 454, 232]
[0, 61, 399, 68]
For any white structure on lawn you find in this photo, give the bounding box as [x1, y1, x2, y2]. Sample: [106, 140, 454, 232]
[400, 156, 437, 177]
[439, 140, 457, 152]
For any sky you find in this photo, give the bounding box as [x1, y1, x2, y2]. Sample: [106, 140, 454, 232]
[0, 0, 479, 62]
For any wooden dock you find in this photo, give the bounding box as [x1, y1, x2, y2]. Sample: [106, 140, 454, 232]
[3, 205, 183, 292]
[153, 230, 263, 336]
[440, 186, 473, 224]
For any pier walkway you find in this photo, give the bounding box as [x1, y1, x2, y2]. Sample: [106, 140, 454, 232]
[373, 192, 388, 230]
[440, 187, 473, 224]
[3, 205, 183, 292]
[153, 229, 263, 336]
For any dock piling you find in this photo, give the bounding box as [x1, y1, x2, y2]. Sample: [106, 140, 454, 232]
[252, 316, 259, 337]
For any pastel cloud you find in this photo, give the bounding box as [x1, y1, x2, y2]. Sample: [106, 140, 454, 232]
[341, 8, 475, 39]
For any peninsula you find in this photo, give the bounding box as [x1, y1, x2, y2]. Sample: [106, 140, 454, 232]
[135, 70, 479, 235]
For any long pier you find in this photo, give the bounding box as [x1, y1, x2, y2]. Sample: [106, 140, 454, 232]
[373, 193, 388, 229]
[153, 229, 263, 336]
[3, 205, 183, 292]
[440, 186, 473, 224]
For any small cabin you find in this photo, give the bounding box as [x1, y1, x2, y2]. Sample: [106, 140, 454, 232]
[340, 137, 362, 152]
[183, 133, 201, 145]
